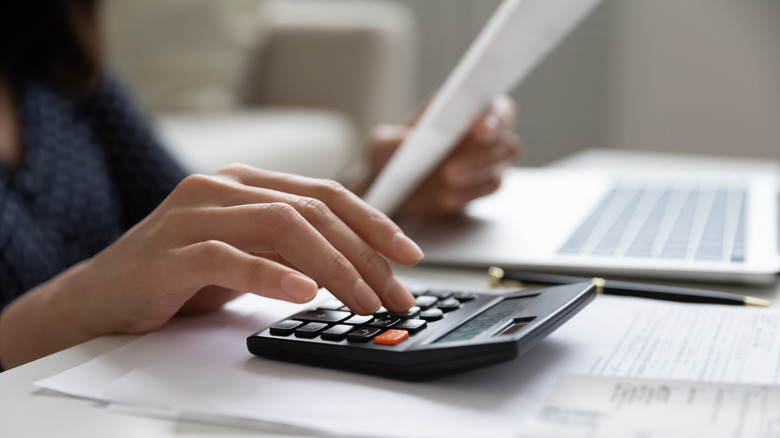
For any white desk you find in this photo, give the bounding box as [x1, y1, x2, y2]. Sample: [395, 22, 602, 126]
[3, 149, 779, 437]
[3, 265, 779, 437]
[0, 266, 494, 438]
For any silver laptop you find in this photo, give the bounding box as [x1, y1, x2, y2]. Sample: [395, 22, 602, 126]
[400, 154, 780, 284]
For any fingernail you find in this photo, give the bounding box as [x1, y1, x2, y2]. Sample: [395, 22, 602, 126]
[281, 272, 318, 301]
[480, 115, 500, 143]
[394, 232, 424, 261]
[385, 277, 416, 311]
[353, 278, 381, 314]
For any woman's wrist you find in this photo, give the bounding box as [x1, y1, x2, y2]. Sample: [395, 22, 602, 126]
[54, 259, 112, 341]
[0, 259, 105, 369]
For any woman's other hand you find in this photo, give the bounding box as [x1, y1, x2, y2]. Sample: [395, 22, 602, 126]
[367, 94, 521, 221]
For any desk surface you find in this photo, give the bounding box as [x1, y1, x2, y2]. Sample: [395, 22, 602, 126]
[3, 149, 779, 437]
[3, 264, 779, 437]
[0, 266, 493, 438]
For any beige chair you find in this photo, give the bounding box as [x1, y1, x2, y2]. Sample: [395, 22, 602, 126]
[104, 0, 417, 178]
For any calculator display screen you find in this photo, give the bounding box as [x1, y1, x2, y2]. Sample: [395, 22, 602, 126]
[435, 297, 533, 343]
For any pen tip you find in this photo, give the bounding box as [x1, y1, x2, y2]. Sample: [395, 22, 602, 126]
[744, 296, 771, 307]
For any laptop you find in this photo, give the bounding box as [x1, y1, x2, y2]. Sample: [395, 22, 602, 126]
[399, 151, 780, 284]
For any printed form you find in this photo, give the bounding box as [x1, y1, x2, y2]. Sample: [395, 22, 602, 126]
[587, 300, 780, 384]
[521, 375, 780, 438]
[520, 298, 780, 438]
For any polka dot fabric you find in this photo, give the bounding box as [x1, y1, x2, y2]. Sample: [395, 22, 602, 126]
[0, 75, 187, 311]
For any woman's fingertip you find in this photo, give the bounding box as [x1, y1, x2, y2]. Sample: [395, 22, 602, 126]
[373, 124, 410, 142]
[353, 278, 381, 314]
[385, 277, 416, 311]
[393, 232, 424, 262]
[479, 114, 500, 143]
[494, 94, 517, 121]
[281, 272, 318, 302]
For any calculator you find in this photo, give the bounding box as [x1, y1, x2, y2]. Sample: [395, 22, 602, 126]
[247, 282, 596, 380]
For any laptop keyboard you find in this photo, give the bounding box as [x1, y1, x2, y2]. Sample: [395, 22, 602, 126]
[558, 184, 746, 262]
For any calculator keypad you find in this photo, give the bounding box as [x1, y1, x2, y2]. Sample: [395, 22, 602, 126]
[250, 282, 598, 380]
[269, 288, 466, 345]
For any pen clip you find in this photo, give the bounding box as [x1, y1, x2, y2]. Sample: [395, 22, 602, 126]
[488, 266, 523, 288]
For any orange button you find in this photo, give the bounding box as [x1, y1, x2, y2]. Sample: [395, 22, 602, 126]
[374, 329, 409, 346]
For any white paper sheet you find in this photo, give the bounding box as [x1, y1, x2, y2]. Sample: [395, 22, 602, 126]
[520, 374, 780, 438]
[363, 0, 603, 215]
[36, 292, 780, 438]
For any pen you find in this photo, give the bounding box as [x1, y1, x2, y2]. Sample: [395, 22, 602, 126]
[487, 266, 771, 307]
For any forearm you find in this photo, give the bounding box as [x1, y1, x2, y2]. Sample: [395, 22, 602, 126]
[0, 261, 100, 370]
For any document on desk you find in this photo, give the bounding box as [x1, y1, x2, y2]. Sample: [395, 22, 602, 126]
[363, 0, 602, 214]
[520, 374, 780, 438]
[35, 291, 780, 438]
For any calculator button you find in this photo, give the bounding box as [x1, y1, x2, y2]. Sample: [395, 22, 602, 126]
[295, 322, 328, 338]
[408, 286, 429, 297]
[344, 314, 373, 325]
[293, 309, 351, 323]
[369, 315, 401, 328]
[437, 298, 461, 312]
[320, 324, 354, 341]
[374, 329, 409, 346]
[347, 327, 382, 342]
[389, 306, 421, 320]
[427, 289, 453, 299]
[452, 292, 477, 302]
[374, 306, 389, 316]
[414, 295, 439, 309]
[317, 299, 345, 310]
[420, 308, 444, 321]
[269, 320, 303, 336]
[394, 319, 427, 334]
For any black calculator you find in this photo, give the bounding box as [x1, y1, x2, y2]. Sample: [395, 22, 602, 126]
[247, 282, 596, 380]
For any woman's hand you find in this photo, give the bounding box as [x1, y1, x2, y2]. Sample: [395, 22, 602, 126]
[0, 165, 424, 368]
[366, 94, 521, 221]
[80, 165, 424, 336]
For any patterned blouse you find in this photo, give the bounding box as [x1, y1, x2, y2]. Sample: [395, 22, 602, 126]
[0, 76, 187, 311]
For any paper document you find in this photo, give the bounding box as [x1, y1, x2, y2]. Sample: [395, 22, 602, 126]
[363, 0, 602, 214]
[586, 297, 780, 383]
[36, 291, 780, 438]
[521, 374, 780, 438]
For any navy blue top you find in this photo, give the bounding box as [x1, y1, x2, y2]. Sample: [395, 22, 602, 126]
[0, 76, 187, 311]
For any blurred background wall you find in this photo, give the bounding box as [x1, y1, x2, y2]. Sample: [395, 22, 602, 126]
[391, 0, 780, 166]
[105, 0, 780, 173]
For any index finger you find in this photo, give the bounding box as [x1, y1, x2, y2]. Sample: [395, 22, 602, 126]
[215, 165, 425, 266]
